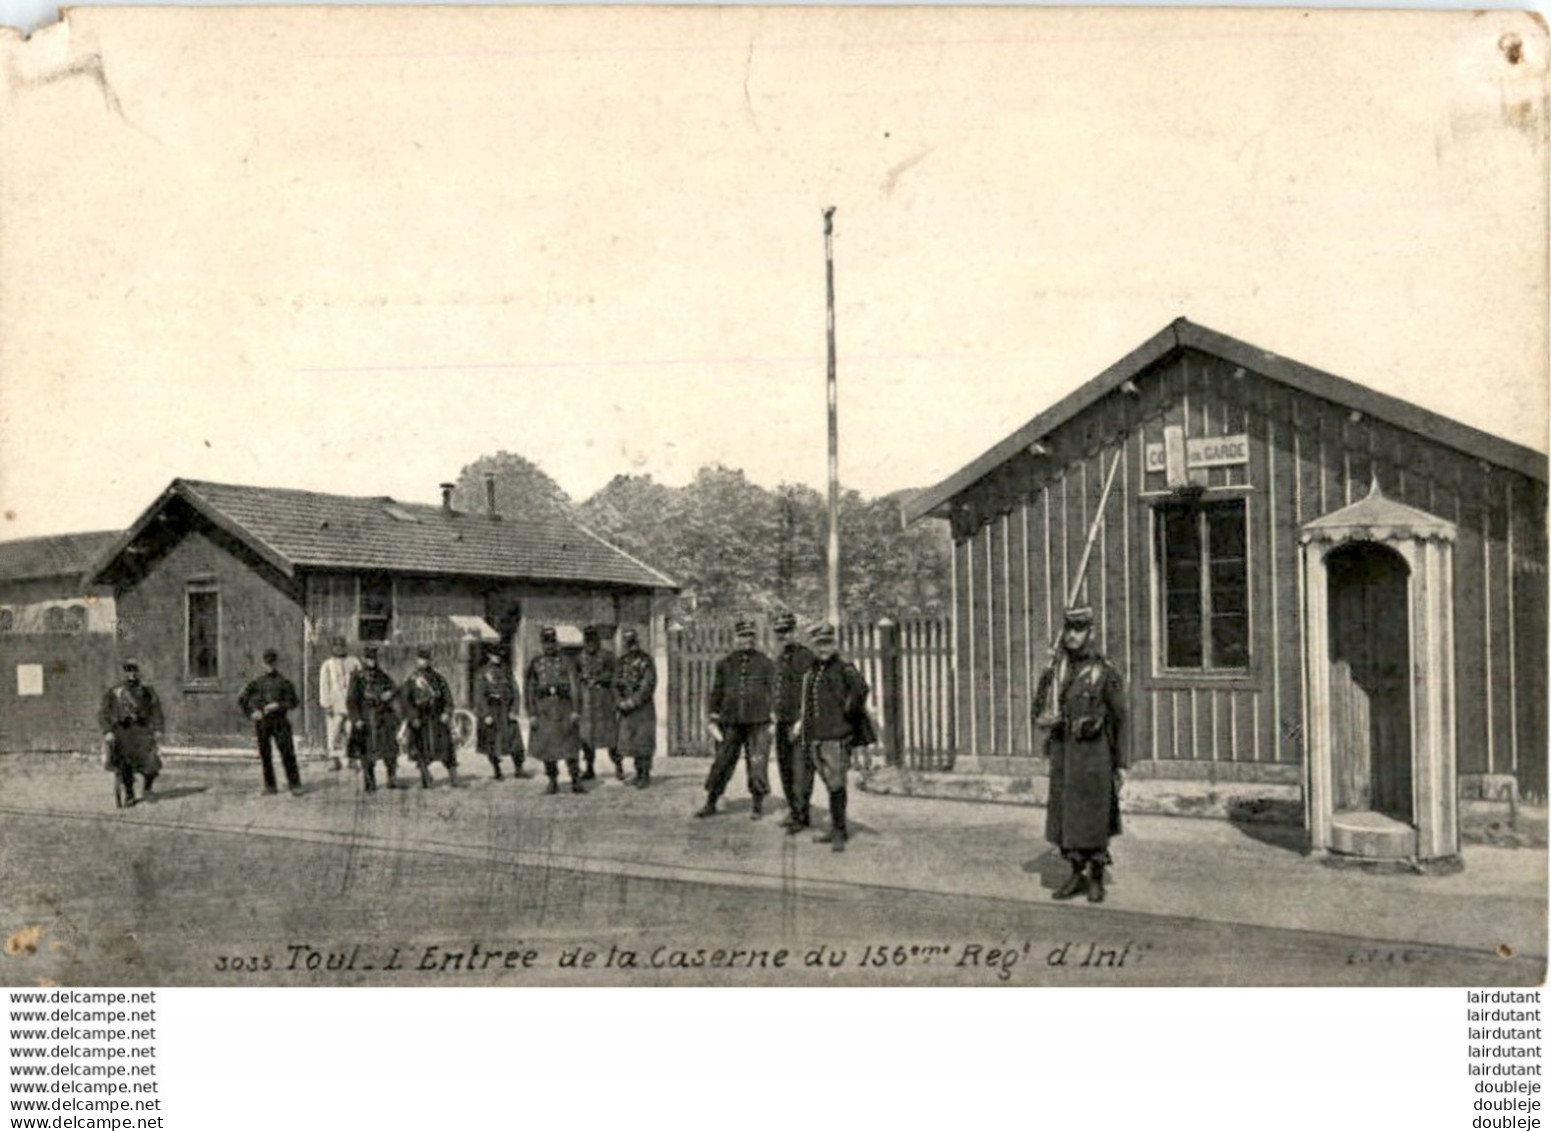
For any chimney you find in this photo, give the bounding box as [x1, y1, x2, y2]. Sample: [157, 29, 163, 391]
[484, 473, 499, 519]
[440, 483, 455, 514]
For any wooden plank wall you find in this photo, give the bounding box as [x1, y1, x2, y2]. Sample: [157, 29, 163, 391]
[945, 348, 1547, 794]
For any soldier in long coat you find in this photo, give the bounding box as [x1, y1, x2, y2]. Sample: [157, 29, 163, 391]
[400, 646, 459, 789]
[770, 611, 817, 831]
[524, 626, 584, 794]
[475, 648, 527, 780]
[695, 619, 777, 820]
[1034, 606, 1126, 903]
[238, 649, 303, 796]
[576, 626, 620, 781]
[347, 645, 401, 792]
[613, 627, 657, 789]
[98, 659, 164, 807]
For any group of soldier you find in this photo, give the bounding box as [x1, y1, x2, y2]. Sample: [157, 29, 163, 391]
[313, 624, 661, 796]
[98, 604, 1123, 891]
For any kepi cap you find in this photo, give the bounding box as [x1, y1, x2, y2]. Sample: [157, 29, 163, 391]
[1062, 606, 1095, 629]
[415, 645, 433, 659]
[772, 611, 797, 634]
[540, 626, 558, 643]
[734, 618, 757, 638]
[262, 648, 279, 663]
[622, 628, 639, 645]
[808, 622, 837, 644]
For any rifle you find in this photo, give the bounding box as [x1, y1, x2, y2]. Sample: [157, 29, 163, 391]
[1035, 447, 1125, 729]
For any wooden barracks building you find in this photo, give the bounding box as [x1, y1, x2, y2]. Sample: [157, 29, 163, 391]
[88, 478, 678, 753]
[905, 319, 1547, 862]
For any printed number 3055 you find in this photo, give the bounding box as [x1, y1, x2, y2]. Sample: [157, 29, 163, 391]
[214, 955, 273, 972]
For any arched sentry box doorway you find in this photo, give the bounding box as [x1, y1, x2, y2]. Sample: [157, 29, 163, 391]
[1300, 484, 1459, 863]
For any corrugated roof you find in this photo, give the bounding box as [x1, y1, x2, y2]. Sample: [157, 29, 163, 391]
[94, 480, 676, 590]
[0, 531, 120, 582]
[905, 319, 1549, 522]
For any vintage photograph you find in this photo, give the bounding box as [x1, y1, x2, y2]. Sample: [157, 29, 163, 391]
[0, 5, 1544, 987]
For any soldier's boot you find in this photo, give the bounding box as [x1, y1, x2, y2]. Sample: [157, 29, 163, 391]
[814, 790, 848, 851]
[419, 764, 433, 790]
[750, 793, 765, 821]
[1052, 860, 1087, 901]
[447, 764, 461, 788]
[118, 768, 137, 807]
[694, 793, 719, 818]
[635, 758, 652, 789]
[1086, 860, 1106, 904]
[488, 756, 504, 781]
[544, 767, 560, 795]
[385, 762, 400, 790]
[579, 745, 596, 781]
[142, 774, 157, 798]
[612, 755, 627, 782]
[512, 757, 532, 779]
[567, 759, 585, 793]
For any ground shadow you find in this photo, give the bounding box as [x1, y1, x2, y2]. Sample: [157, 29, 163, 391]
[142, 785, 209, 803]
[1227, 799, 1309, 853]
[1020, 851, 1070, 893]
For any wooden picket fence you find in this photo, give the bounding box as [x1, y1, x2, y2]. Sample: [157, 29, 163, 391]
[666, 616, 955, 771]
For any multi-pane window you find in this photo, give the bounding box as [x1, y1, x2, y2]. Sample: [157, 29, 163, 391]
[359, 574, 393, 642]
[1156, 500, 1249, 670]
[186, 584, 220, 680]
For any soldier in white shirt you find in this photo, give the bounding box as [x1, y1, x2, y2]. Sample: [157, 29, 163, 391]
[317, 635, 362, 771]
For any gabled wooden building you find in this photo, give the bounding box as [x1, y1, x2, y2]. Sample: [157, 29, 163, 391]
[904, 319, 1547, 861]
[90, 479, 677, 751]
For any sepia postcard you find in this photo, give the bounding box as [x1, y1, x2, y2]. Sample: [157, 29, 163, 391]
[0, 4, 1545, 988]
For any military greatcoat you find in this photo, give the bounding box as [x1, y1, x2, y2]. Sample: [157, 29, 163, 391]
[401, 666, 456, 767]
[347, 665, 401, 765]
[613, 645, 658, 760]
[98, 680, 164, 778]
[1035, 649, 1125, 854]
[524, 652, 581, 764]
[576, 646, 619, 749]
[474, 661, 525, 761]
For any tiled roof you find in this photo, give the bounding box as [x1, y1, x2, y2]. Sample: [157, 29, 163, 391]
[0, 531, 120, 582]
[98, 480, 676, 590]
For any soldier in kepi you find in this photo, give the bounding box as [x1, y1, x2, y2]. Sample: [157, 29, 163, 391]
[524, 626, 584, 794]
[576, 626, 620, 781]
[696, 618, 776, 820]
[770, 611, 817, 832]
[401, 646, 459, 789]
[347, 645, 401, 792]
[1033, 606, 1126, 903]
[238, 649, 303, 796]
[475, 647, 527, 780]
[796, 622, 873, 852]
[98, 659, 164, 807]
[613, 627, 657, 789]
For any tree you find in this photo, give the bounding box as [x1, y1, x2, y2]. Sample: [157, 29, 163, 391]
[450, 451, 574, 522]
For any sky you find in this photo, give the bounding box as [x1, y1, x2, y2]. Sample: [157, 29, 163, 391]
[0, 5, 1545, 541]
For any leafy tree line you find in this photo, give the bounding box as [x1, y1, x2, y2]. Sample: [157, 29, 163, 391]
[453, 452, 951, 623]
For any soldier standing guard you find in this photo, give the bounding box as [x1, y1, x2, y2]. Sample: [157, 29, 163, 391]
[317, 636, 361, 771]
[576, 626, 620, 781]
[238, 650, 303, 796]
[347, 645, 401, 792]
[695, 619, 776, 820]
[770, 611, 817, 832]
[524, 626, 584, 794]
[476, 648, 528, 780]
[1033, 606, 1126, 903]
[401, 646, 459, 789]
[98, 660, 164, 807]
[797, 623, 872, 852]
[613, 627, 657, 788]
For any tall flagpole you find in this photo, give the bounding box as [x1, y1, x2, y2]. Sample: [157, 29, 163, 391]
[823, 206, 840, 629]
